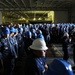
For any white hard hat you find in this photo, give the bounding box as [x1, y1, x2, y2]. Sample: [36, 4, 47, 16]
[30, 38, 48, 51]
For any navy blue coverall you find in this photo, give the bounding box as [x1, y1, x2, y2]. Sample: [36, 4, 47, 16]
[71, 32, 75, 64]
[24, 37, 33, 55]
[16, 33, 24, 59]
[0, 37, 17, 75]
[9, 36, 18, 57]
[62, 37, 71, 61]
[0, 52, 3, 75]
[25, 53, 46, 75]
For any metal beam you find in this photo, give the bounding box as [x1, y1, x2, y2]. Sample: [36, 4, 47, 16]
[18, 11, 30, 18]
[48, 0, 55, 7]
[43, 0, 48, 7]
[0, 7, 70, 11]
[17, 11, 30, 18]
[57, 1, 71, 7]
[6, 0, 15, 7]
[34, 13, 36, 18]
[0, 1, 9, 7]
[21, 0, 26, 8]
[24, 13, 30, 18]
[29, 0, 32, 10]
[14, 0, 20, 7]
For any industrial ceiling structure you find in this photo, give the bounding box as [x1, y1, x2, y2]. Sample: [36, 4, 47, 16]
[0, 0, 75, 11]
[0, 0, 75, 22]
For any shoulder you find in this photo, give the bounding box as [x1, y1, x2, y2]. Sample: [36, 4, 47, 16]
[0, 38, 5, 44]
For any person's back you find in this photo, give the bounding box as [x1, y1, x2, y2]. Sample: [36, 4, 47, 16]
[25, 54, 41, 75]
[24, 31, 33, 55]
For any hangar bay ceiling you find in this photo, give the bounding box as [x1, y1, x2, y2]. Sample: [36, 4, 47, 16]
[0, 0, 75, 23]
[0, 0, 75, 11]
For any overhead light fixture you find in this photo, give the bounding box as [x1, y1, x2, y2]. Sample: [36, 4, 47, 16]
[33, 18, 36, 21]
[18, 17, 26, 20]
[38, 18, 42, 20]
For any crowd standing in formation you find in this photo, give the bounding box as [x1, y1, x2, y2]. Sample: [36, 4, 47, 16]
[0, 23, 75, 75]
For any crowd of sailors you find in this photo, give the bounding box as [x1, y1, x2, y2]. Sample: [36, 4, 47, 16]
[0, 23, 75, 75]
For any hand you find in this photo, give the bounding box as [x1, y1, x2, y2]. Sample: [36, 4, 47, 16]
[69, 38, 71, 42]
[44, 64, 48, 71]
[16, 55, 18, 59]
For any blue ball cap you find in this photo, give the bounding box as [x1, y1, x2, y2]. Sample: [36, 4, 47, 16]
[2, 27, 10, 34]
[32, 33, 37, 37]
[37, 34, 44, 40]
[18, 28, 23, 32]
[15, 28, 18, 33]
[10, 27, 15, 33]
[44, 58, 73, 75]
[26, 31, 32, 37]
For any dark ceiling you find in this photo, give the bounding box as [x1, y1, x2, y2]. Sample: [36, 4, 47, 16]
[0, 0, 75, 11]
[1, 0, 75, 20]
